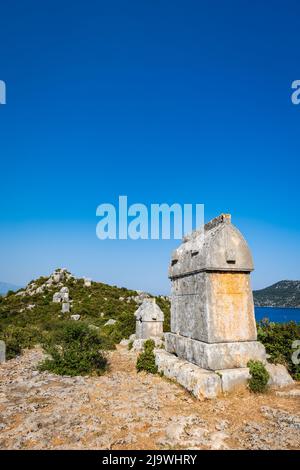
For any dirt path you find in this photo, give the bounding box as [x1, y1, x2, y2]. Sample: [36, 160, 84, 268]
[0, 345, 299, 450]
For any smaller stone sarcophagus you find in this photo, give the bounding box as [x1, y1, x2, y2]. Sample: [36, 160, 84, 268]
[165, 214, 266, 370]
[135, 299, 164, 339]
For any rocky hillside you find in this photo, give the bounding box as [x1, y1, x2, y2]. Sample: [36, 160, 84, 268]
[253, 281, 300, 308]
[0, 268, 170, 359]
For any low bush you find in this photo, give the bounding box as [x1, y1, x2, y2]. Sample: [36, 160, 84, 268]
[257, 320, 300, 380]
[247, 360, 270, 393]
[136, 339, 158, 374]
[39, 322, 108, 376]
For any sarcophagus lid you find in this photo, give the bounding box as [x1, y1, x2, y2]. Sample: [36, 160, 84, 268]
[169, 214, 254, 279]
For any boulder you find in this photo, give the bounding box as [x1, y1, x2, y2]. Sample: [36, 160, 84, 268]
[70, 315, 80, 321]
[266, 363, 294, 388]
[53, 292, 62, 303]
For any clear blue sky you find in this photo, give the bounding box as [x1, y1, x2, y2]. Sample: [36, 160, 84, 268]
[0, 1, 299, 293]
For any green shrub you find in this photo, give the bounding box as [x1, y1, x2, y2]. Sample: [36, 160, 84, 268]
[128, 340, 133, 350]
[144, 338, 155, 352]
[39, 322, 107, 376]
[0, 325, 42, 359]
[136, 339, 158, 374]
[247, 360, 270, 393]
[257, 320, 300, 380]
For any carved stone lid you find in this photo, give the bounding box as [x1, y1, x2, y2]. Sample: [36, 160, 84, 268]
[169, 214, 254, 278]
[134, 299, 164, 322]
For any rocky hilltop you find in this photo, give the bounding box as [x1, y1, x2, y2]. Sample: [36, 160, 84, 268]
[253, 280, 300, 308]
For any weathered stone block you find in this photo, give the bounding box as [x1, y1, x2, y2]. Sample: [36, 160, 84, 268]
[206, 272, 257, 342]
[0, 340, 5, 363]
[217, 368, 251, 393]
[61, 302, 70, 313]
[171, 272, 256, 343]
[266, 363, 294, 388]
[155, 349, 222, 399]
[165, 333, 266, 370]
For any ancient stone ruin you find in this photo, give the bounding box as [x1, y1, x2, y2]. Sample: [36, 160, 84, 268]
[155, 214, 293, 398]
[135, 298, 164, 339]
[128, 299, 164, 351]
[52, 286, 71, 313]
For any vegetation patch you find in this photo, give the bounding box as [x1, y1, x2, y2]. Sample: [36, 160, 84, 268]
[247, 360, 270, 393]
[136, 339, 158, 374]
[258, 319, 300, 380]
[39, 322, 108, 376]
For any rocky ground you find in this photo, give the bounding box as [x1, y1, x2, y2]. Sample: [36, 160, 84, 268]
[0, 345, 299, 450]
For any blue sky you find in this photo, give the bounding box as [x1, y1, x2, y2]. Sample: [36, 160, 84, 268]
[0, 1, 299, 293]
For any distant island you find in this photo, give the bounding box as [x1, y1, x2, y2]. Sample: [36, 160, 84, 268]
[253, 280, 300, 308]
[0, 282, 22, 296]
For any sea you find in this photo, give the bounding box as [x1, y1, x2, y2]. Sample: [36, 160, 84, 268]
[255, 307, 300, 323]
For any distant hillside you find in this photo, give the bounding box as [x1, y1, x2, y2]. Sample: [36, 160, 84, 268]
[253, 280, 300, 308]
[0, 282, 22, 296]
[0, 268, 170, 358]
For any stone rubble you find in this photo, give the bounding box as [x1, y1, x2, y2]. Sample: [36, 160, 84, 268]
[104, 319, 117, 326]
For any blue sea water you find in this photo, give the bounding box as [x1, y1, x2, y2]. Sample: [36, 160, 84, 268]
[255, 307, 300, 323]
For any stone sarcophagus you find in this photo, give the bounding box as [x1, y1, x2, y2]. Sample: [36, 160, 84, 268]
[135, 299, 164, 339]
[165, 214, 266, 370]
